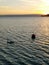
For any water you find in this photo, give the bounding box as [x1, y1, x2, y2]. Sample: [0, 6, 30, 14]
[0, 16, 49, 65]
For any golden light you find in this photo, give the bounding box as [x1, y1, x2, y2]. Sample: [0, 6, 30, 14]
[41, 0, 49, 15]
[42, 11, 49, 15]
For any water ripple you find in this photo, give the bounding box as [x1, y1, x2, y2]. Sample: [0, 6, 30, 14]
[0, 17, 49, 65]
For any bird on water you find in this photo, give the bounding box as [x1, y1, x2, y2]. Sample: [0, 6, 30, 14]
[31, 34, 36, 40]
[7, 40, 14, 44]
[7, 39, 14, 44]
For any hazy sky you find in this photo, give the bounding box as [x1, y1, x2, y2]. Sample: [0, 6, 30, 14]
[0, 0, 49, 15]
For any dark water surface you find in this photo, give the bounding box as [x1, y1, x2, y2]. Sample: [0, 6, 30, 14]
[0, 17, 49, 65]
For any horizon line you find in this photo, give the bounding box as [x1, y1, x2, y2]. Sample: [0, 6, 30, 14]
[0, 14, 41, 17]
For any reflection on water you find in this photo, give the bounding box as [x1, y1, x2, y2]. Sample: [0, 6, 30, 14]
[0, 17, 49, 65]
[40, 18, 49, 36]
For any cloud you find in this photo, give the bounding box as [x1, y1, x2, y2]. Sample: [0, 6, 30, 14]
[0, 0, 40, 7]
[0, 0, 38, 10]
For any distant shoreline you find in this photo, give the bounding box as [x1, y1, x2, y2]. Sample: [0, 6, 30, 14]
[0, 14, 41, 17]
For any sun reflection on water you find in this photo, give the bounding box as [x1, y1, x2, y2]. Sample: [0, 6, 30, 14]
[40, 18, 49, 36]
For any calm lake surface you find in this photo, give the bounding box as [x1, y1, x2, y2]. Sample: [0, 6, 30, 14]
[0, 16, 49, 65]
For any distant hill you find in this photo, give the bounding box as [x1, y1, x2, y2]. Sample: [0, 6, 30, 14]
[41, 14, 49, 17]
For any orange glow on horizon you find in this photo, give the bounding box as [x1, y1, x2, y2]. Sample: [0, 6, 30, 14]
[0, 8, 49, 15]
[0, 8, 43, 15]
[0, 7, 49, 15]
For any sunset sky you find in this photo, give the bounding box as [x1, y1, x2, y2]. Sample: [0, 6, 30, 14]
[0, 0, 49, 15]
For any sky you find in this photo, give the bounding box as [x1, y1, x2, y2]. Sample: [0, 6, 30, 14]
[0, 0, 49, 15]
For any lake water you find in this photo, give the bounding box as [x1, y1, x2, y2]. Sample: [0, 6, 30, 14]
[0, 16, 49, 65]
